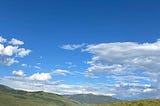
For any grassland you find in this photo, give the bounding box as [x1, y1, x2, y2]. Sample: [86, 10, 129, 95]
[87, 99, 160, 106]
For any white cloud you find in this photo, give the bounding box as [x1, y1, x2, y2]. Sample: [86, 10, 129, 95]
[12, 70, 25, 77]
[0, 36, 31, 66]
[143, 88, 154, 93]
[0, 36, 7, 43]
[65, 62, 76, 68]
[105, 93, 116, 96]
[34, 66, 41, 69]
[87, 64, 128, 73]
[0, 44, 4, 55]
[16, 48, 31, 57]
[85, 72, 99, 78]
[9, 38, 24, 45]
[61, 43, 85, 50]
[21, 64, 32, 68]
[0, 44, 18, 56]
[106, 75, 151, 83]
[85, 39, 160, 74]
[21, 64, 27, 67]
[3, 45, 18, 56]
[0, 44, 30, 58]
[83, 39, 160, 100]
[0, 58, 19, 66]
[53, 69, 71, 76]
[29, 73, 52, 81]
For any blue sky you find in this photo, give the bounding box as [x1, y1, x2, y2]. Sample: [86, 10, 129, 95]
[0, 0, 160, 100]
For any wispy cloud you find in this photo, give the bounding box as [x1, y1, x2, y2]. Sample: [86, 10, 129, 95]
[60, 43, 85, 50]
[52, 69, 72, 76]
[34, 66, 41, 70]
[85, 39, 160, 77]
[65, 62, 76, 68]
[85, 72, 99, 78]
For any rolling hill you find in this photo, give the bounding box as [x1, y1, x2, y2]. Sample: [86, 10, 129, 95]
[0, 84, 82, 106]
[64, 93, 122, 104]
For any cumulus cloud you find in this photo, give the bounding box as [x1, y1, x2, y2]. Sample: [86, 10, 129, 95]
[0, 44, 18, 56]
[53, 69, 71, 76]
[0, 36, 7, 43]
[16, 48, 31, 57]
[29, 73, 52, 81]
[9, 38, 24, 45]
[61, 43, 85, 50]
[12, 70, 25, 77]
[0, 36, 31, 66]
[0, 58, 19, 66]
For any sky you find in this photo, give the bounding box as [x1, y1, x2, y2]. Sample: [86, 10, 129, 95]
[0, 0, 160, 100]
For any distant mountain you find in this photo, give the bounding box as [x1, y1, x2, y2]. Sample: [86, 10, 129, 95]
[0, 84, 82, 106]
[64, 93, 122, 104]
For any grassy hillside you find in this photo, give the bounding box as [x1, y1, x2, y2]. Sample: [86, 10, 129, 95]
[88, 99, 160, 106]
[65, 93, 122, 104]
[0, 84, 82, 106]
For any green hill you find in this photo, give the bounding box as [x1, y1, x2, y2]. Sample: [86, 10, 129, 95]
[89, 99, 160, 106]
[0, 84, 82, 106]
[64, 93, 122, 104]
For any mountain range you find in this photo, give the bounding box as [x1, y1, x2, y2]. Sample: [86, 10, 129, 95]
[64, 94, 122, 104]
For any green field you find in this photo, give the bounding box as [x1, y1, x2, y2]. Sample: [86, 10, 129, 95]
[87, 99, 160, 106]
